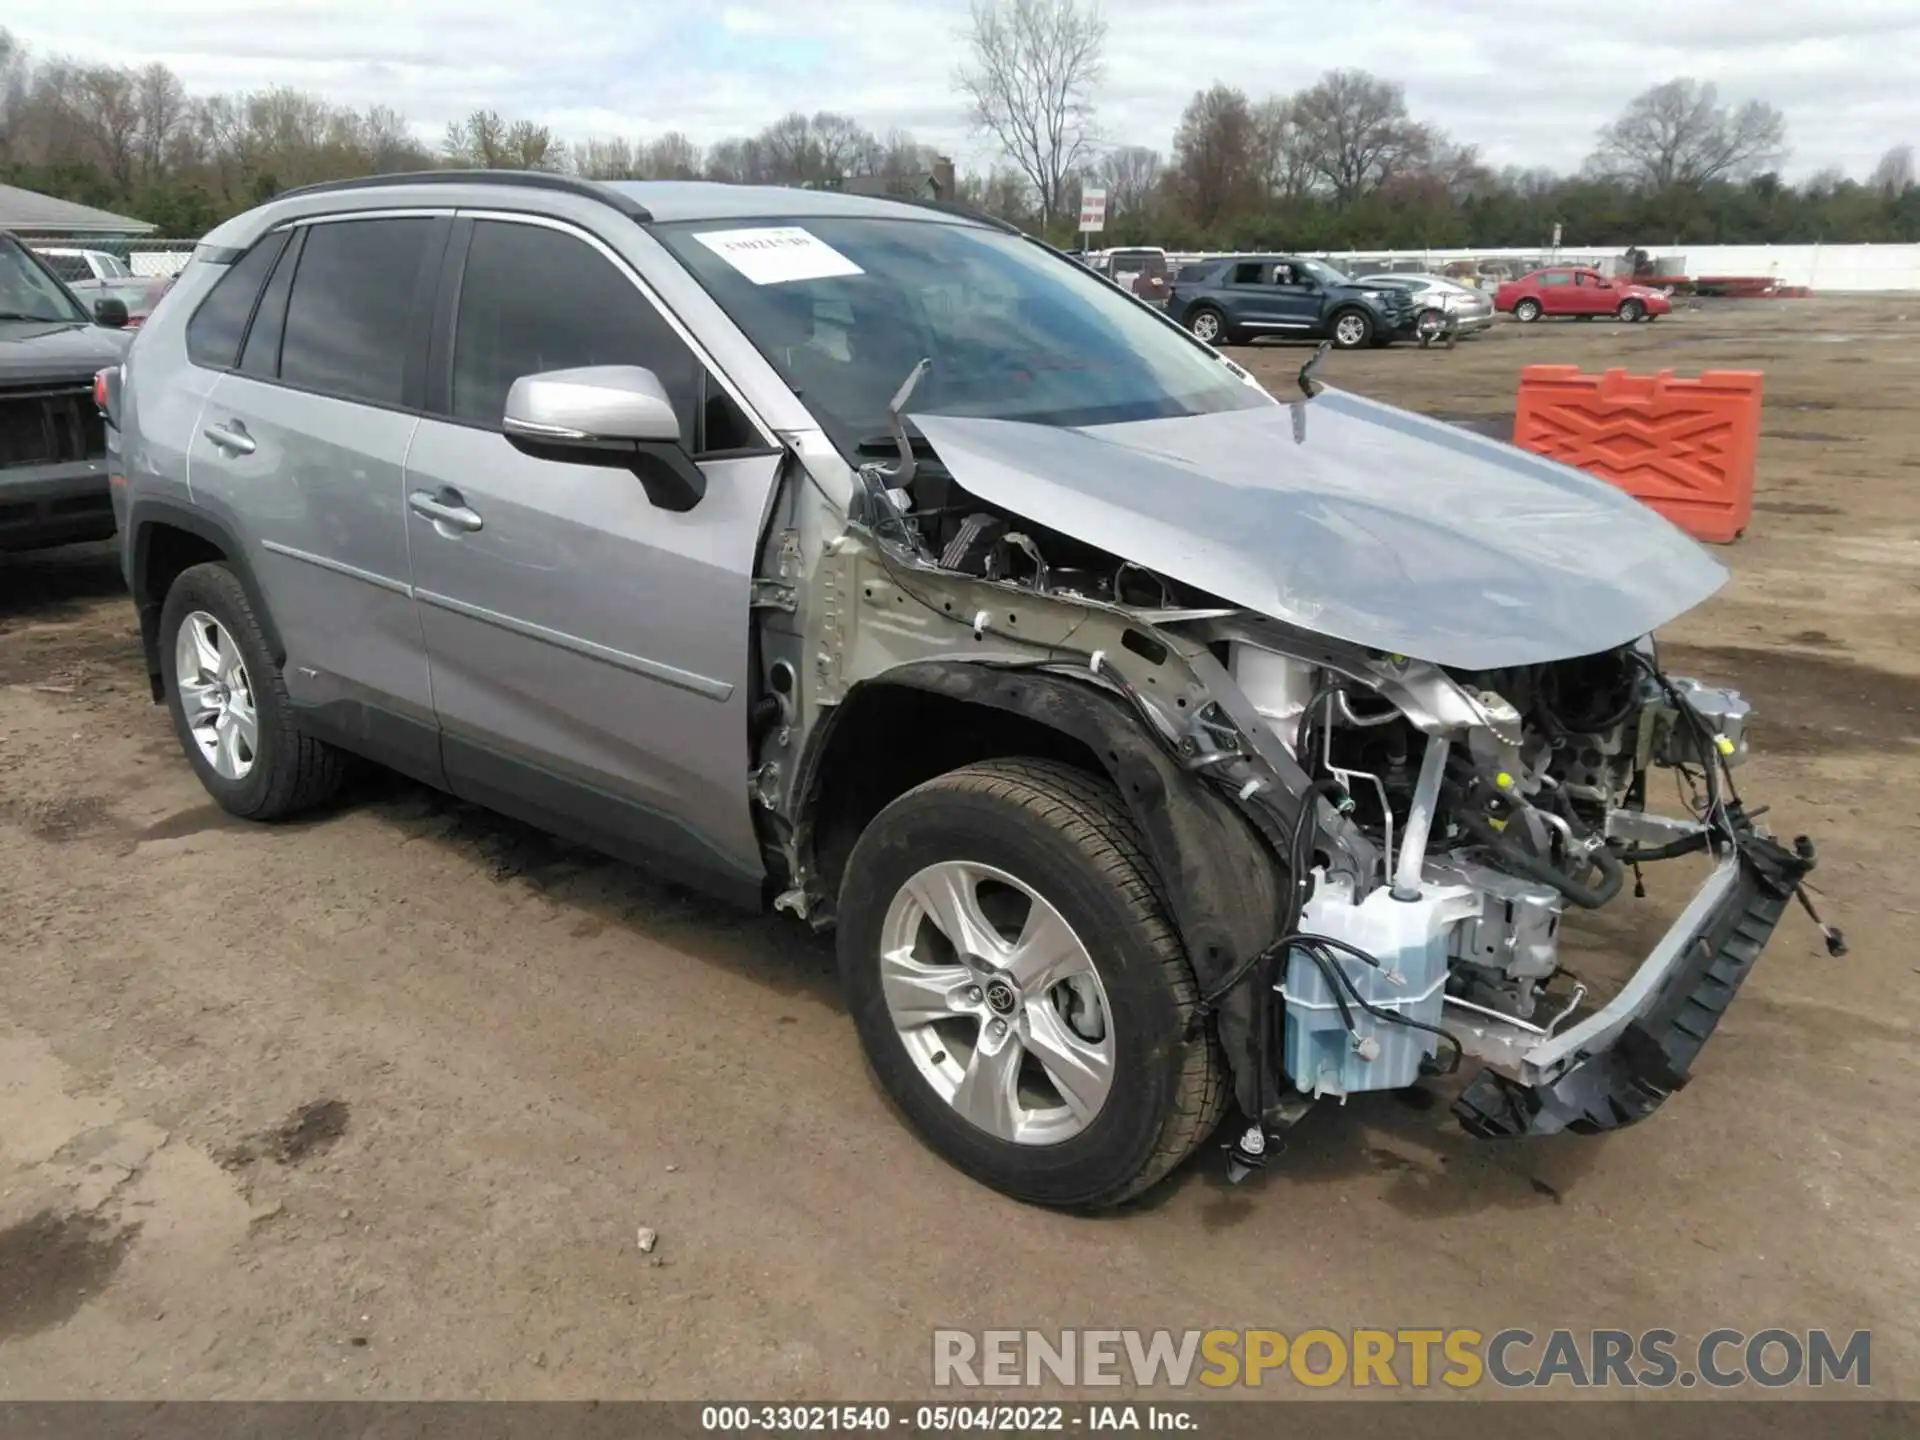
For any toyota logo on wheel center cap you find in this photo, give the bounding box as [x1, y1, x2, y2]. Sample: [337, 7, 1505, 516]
[984, 980, 1018, 1015]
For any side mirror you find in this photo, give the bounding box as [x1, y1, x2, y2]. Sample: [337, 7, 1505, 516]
[502, 365, 705, 512]
[93, 297, 129, 328]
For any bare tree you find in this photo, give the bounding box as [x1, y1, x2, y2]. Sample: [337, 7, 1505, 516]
[1290, 69, 1430, 204]
[810, 112, 870, 180]
[1095, 144, 1160, 218]
[1869, 143, 1915, 194]
[705, 136, 766, 185]
[133, 63, 189, 184]
[956, 0, 1107, 225]
[1169, 85, 1260, 227]
[1251, 96, 1313, 203]
[1589, 79, 1787, 188]
[444, 108, 560, 171]
[576, 136, 638, 179]
[643, 132, 703, 179]
[956, 164, 1038, 226]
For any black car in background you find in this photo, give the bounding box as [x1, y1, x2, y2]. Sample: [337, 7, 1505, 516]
[1165, 255, 1416, 348]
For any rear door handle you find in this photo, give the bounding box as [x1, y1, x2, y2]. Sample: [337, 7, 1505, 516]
[203, 421, 255, 455]
[408, 489, 484, 534]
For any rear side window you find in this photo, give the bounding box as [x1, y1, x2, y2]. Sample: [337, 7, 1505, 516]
[1538, 272, 1572, 287]
[239, 231, 303, 378]
[185, 233, 289, 370]
[279, 218, 434, 407]
[1175, 263, 1215, 283]
[446, 219, 754, 453]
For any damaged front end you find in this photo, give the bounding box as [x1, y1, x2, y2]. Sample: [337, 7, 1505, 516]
[753, 372, 1834, 1176]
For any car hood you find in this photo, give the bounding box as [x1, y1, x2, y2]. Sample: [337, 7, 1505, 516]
[0, 318, 129, 380]
[910, 390, 1726, 671]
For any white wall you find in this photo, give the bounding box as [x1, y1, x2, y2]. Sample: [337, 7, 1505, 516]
[1165, 243, 1920, 292]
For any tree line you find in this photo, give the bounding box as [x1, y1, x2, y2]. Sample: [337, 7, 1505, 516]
[2, 11, 1915, 249]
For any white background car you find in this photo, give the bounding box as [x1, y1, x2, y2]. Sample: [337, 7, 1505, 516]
[1352, 272, 1497, 335]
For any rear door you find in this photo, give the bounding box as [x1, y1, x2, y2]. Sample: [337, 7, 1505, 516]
[1535, 270, 1576, 315]
[186, 212, 447, 782]
[402, 214, 783, 901]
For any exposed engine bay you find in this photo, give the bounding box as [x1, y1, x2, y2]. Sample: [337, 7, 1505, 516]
[796, 393, 1840, 1169]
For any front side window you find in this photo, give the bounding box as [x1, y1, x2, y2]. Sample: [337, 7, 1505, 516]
[0, 240, 88, 324]
[279, 217, 433, 407]
[448, 219, 755, 452]
[1297, 260, 1351, 287]
[656, 216, 1265, 454]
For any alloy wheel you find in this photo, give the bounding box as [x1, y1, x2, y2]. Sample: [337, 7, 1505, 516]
[879, 860, 1116, 1146]
[1190, 310, 1222, 343]
[174, 610, 259, 781]
[1334, 314, 1368, 347]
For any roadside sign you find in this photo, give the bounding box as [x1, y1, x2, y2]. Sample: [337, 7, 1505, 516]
[1079, 189, 1108, 234]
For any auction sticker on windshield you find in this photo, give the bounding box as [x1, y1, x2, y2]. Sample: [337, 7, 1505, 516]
[692, 226, 865, 285]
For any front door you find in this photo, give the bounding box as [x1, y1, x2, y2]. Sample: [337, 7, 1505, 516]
[185, 214, 447, 783]
[402, 216, 782, 902]
[1220, 259, 1315, 337]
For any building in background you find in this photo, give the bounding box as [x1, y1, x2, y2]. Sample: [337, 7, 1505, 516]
[0, 185, 156, 239]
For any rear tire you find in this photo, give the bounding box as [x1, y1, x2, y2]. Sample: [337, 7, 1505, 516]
[1186, 306, 1227, 345]
[837, 759, 1227, 1209]
[1513, 298, 1543, 323]
[159, 562, 345, 820]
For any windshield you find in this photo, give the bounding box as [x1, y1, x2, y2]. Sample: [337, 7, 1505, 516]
[0, 240, 87, 323]
[655, 217, 1267, 452]
[1299, 259, 1351, 287]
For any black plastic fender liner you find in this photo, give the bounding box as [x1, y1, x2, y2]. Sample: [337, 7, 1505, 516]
[127, 497, 284, 700]
[807, 663, 1288, 1117]
[1454, 826, 1817, 1139]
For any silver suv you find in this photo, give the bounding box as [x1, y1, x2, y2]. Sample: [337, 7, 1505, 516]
[107, 172, 1827, 1208]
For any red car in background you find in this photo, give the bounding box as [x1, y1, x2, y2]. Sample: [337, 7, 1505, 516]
[1495, 266, 1672, 323]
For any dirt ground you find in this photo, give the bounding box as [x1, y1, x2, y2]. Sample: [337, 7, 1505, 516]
[2, 298, 1916, 1401]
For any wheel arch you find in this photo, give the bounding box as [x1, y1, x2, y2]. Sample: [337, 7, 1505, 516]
[792, 663, 1286, 1113]
[128, 498, 281, 703]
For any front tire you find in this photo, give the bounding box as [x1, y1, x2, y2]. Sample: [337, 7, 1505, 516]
[1618, 298, 1646, 322]
[838, 760, 1227, 1209]
[159, 562, 345, 820]
[1513, 298, 1543, 323]
[1329, 309, 1373, 349]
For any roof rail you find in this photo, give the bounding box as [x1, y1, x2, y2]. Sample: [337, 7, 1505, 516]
[272, 169, 654, 222]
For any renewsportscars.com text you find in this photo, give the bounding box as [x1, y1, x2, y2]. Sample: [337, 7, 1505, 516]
[932, 1328, 1871, 1390]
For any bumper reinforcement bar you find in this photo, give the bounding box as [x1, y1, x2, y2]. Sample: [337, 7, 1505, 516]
[1453, 823, 1817, 1139]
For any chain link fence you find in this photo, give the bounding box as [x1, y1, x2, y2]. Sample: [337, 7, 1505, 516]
[16, 235, 198, 278]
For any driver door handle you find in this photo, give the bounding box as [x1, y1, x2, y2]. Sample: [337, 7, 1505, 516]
[203, 421, 255, 456]
[408, 489, 484, 534]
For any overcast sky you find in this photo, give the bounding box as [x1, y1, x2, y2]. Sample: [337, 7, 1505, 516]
[18, 0, 1919, 180]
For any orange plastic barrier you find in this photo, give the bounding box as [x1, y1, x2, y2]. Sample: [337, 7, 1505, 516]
[1512, 365, 1764, 543]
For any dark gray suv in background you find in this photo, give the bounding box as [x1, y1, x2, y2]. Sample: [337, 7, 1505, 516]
[1164, 255, 1416, 348]
[1, 233, 131, 551]
[104, 171, 1819, 1209]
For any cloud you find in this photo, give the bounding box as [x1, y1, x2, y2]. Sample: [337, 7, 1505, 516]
[9, 0, 1916, 178]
